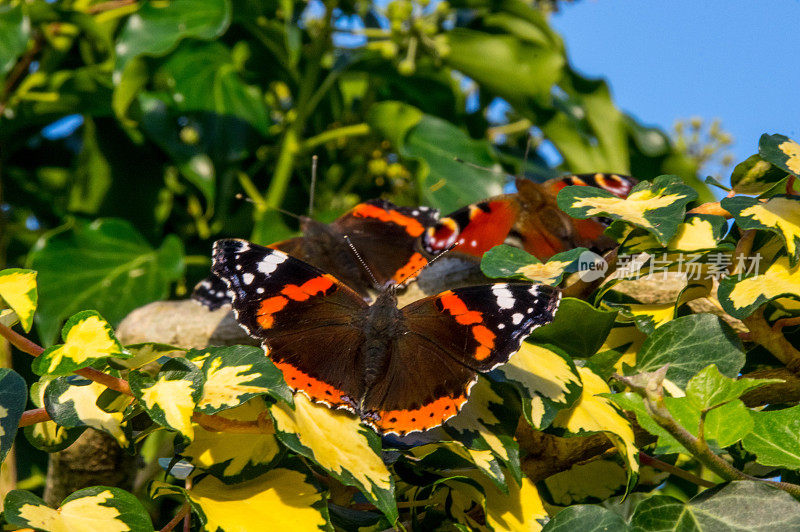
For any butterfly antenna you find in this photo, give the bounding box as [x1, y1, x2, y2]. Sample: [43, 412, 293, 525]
[343, 235, 380, 289]
[235, 194, 303, 222]
[521, 134, 533, 177]
[308, 154, 318, 217]
[452, 157, 516, 180]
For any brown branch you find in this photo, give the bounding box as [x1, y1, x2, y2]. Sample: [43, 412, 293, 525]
[19, 408, 51, 427]
[639, 452, 716, 488]
[160, 502, 190, 532]
[0, 322, 44, 356]
[687, 202, 731, 218]
[743, 308, 800, 367]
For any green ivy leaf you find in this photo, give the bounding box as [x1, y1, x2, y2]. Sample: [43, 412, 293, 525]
[194, 345, 292, 414]
[29, 218, 185, 344]
[33, 311, 126, 376]
[685, 364, 781, 411]
[4, 486, 153, 532]
[665, 397, 754, 449]
[0, 2, 29, 76]
[759, 133, 800, 178]
[630, 482, 800, 531]
[114, 0, 232, 72]
[0, 369, 26, 464]
[607, 392, 682, 455]
[542, 504, 629, 531]
[367, 101, 504, 213]
[742, 405, 800, 469]
[635, 314, 745, 388]
[527, 297, 617, 358]
[557, 175, 698, 245]
[129, 358, 204, 441]
[481, 245, 587, 286]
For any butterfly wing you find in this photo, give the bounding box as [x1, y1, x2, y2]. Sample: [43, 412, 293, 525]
[191, 274, 234, 310]
[212, 239, 369, 409]
[331, 199, 439, 287]
[362, 283, 561, 435]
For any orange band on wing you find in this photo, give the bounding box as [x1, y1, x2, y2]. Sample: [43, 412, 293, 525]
[352, 204, 426, 237]
[392, 252, 428, 284]
[439, 291, 483, 325]
[273, 359, 351, 409]
[374, 393, 469, 435]
[257, 295, 289, 328]
[281, 275, 335, 301]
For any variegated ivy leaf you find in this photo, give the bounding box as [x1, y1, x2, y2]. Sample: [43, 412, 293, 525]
[444, 378, 522, 483]
[759, 133, 800, 177]
[129, 358, 204, 441]
[541, 459, 628, 506]
[719, 255, 800, 318]
[731, 153, 792, 195]
[0, 268, 37, 332]
[587, 323, 647, 378]
[621, 214, 728, 254]
[494, 343, 582, 430]
[178, 397, 282, 484]
[150, 461, 331, 532]
[553, 367, 639, 492]
[0, 369, 26, 464]
[44, 376, 129, 447]
[109, 342, 185, 370]
[411, 441, 507, 493]
[481, 245, 587, 286]
[194, 345, 292, 414]
[32, 310, 127, 376]
[4, 486, 153, 532]
[269, 393, 396, 522]
[723, 194, 800, 266]
[445, 470, 548, 532]
[557, 175, 698, 245]
[24, 376, 85, 452]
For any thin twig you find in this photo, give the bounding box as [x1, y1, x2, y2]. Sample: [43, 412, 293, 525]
[638, 452, 716, 488]
[160, 502, 190, 532]
[0, 322, 44, 356]
[19, 408, 51, 427]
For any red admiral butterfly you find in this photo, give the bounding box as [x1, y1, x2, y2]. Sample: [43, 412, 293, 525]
[212, 239, 561, 435]
[193, 199, 439, 309]
[422, 173, 636, 260]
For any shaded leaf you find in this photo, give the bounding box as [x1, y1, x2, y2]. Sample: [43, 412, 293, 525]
[759, 133, 800, 177]
[542, 460, 628, 507]
[24, 376, 84, 452]
[109, 342, 184, 370]
[33, 310, 125, 376]
[630, 481, 800, 532]
[730, 154, 791, 195]
[724, 194, 800, 266]
[4, 486, 153, 532]
[557, 175, 697, 245]
[269, 394, 396, 522]
[0, 268, 37, 332]
[622, 215, 727, 254]
[542, 504, 629, 532]
[0, 368, 26, 464]
[129, 358, 204, 441]
[685, 364, 780, 411]
[0, 2, 29, 76]
[528, 297, 617, 358]
[635, 314, 745, 388]
[29, 218, 185, 344]
[411, 441, 507, 492]
[481, 245, 587, 286]
[178, 397, 281, 483]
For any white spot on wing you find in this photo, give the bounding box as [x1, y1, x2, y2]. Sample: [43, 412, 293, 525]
[491, 285, 515, 309]
[512, 313, 523, 325]
[242, 273, 254, 285]
[257, 252, 287, 275]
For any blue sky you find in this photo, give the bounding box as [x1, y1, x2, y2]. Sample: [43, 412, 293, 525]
[551, 0, 800, 168]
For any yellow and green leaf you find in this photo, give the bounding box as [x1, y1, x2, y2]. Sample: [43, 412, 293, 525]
[495, 343, 582, 429]
[411, 440, 507, 492]
[445, 378, 522, 482]
[269, 393, 396, 522]
[129, 358, 204, 441]
[33, 310, 126, 376]
[557, 175, 698, 245]
[0, 268, 38, 332]
[0, 369, 27, 464]
[445, 470, 548, 532]
[622, 214, 727, 253]
[481, 245, 587, 285]
[587, 323, 647, 377]
[541, 459, 628, 506]
[723, 195, 800, 265]
[553, 367, 639, 491]
[109, 342, 185, 370]
[4, 486, 152, 532]
[195, 345, 292, 414]
[719, 255, 800, 318]
[44, 376, 129, 447]
[178, 397, 282, 483]
[151, 462, 330, 531]
[759, 133, 800, 177]
[24, 376, 84, 452]
[730, 153, 792, 195]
